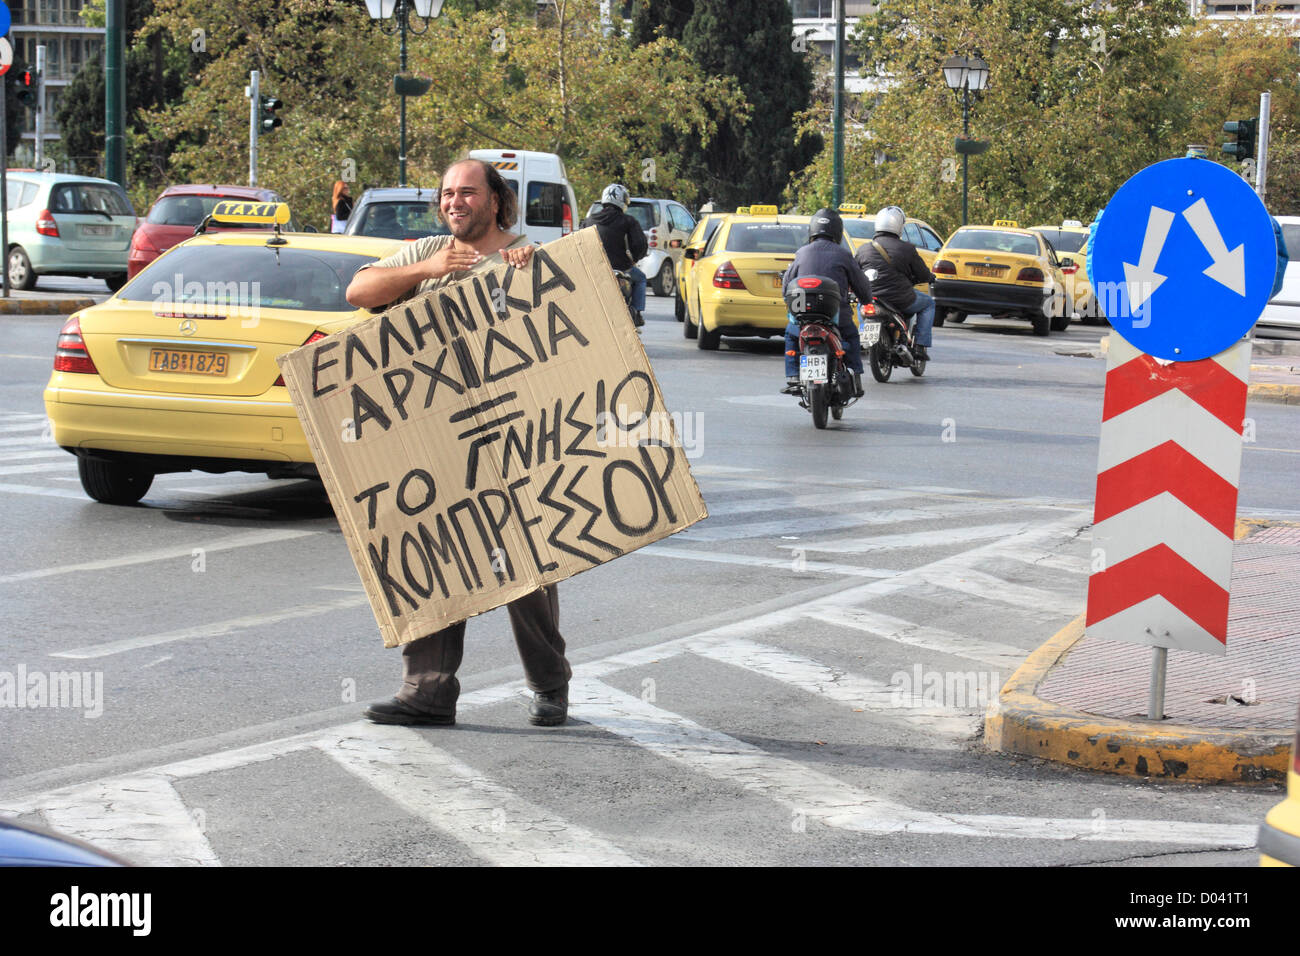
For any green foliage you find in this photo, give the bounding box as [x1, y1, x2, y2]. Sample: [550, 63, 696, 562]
[406, 0, 748, 206]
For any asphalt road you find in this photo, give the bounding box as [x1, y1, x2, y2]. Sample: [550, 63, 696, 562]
[1, 296, 1296, 867]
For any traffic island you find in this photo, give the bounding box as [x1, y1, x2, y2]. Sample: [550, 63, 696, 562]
[0, 296, 97, 316]
[985, 616, 1292, 784]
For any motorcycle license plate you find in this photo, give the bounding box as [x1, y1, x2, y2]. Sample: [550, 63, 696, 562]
[799, 353, 828, 384]
[860, 320, 881, 345]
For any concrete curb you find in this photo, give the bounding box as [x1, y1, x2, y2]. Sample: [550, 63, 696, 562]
[984, 615, 1292, 785]
[1248, 381, 1300, 405]
[0, 297, 97, 316]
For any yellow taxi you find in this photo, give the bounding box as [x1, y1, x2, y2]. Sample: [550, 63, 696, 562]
[1260, 707, 1300, 866]
[681, 205, 851, 350]
[839, 203, 945, 268]
[675, 211, 727, 322]
[932, 219, 1070, 336]
[43, 202, 403, 504]
[1029, 220, 1101, 324]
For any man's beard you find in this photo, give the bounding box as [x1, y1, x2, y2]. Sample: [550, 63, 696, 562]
[448, 205, 493, 242]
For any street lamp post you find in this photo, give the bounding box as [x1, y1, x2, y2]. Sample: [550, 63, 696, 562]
[365, 0, 441, 187]
[942, 54, 990, 226]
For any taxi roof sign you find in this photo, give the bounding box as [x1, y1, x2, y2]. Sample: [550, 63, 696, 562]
[211, 201, 292, 225]
[839, 203, 867, 215]
[735, 206, 751, 215]
[748, 204, 779, 215]
[1062, 219, 1084, 228]
[992, 219, 1021, 228]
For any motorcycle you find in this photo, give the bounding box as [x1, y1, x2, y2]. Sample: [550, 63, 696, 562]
[785, 275, 857, 429]
[860, 295, 926, 382]
[613, 269, 645, 332]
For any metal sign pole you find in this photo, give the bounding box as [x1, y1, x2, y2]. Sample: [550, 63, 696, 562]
[2, 71, 9, 298]
[247, 70, 259, 187]
[1148, 646, 1167, 719]
[1256, 91, 1271, 202]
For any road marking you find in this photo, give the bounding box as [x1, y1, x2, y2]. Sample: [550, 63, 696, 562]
[795, 521, 1035, 554]
[804, 607, 1028, 672]
[0, 449, 71, 461]
[51, 595, 370, 659]
[316, 723, 641, 867]
[0, 434, 56, 447]
[0, 461, 73, 477]
[2, 527, 319, 585]
[637, 544, 898, 579]
[684, 637, 981, 742]
[570, 680, 1256, 847]
[705, 487, 918, 518]
[0, 482, 87, 500]
[918, 565, 1080, 611]
[0, 353, 49, 360]
[34, 775, 221, 866]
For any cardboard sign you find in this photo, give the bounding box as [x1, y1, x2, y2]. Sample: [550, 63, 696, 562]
[278, 229, 708, 647]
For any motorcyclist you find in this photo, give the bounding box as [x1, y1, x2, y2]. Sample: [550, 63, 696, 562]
[782, 208, 873, 397]
[853, 206, 936, 361]
[582, 184, 649, 325]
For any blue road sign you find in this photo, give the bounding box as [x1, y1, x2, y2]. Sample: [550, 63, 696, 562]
[0, 4, 9, 38]
[1090, 158, 1275, 361]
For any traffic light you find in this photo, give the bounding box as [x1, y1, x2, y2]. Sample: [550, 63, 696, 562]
[259, 95, 283, 132]
[15, 69, 37, 110]
[1222, 118, 1257, 162]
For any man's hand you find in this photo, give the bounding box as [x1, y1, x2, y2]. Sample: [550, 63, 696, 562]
[429, 241, 484, 278]
[502, 244, 535, 270]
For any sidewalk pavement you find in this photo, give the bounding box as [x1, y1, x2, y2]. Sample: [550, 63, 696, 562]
[986, 521, 1300, 785]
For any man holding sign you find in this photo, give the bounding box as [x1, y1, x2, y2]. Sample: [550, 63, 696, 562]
[346, 159, 572, 728]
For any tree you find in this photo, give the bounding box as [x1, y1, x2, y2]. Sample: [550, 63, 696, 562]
[406, 0, 747, 205]
[793, 0, 1194, 236]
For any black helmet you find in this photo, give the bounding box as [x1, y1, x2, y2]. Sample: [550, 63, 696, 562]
[809, 208, 843, 244]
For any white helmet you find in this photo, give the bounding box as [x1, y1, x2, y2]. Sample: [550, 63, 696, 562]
[874, 205, 905, 236]
[601, 184, 630, 210]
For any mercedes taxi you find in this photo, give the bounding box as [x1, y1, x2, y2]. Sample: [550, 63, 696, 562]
[43, 201, 403, 504]
[931, 219, 1070, 335]
[675, 210, 727, 322]
[839, 203, 946, 270]
[1029, 220, 1101, 324]
[681, 205, 852, 350]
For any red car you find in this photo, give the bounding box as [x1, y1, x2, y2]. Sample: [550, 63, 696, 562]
[127, 184, 289, 279]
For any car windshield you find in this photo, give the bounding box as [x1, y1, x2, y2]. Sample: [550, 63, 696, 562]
[147, 195, 264, 227]
[725, 222, 808, 253]
[947, 230, 1040, 256]
[354, 202, 448, 240]
[1034, 229, 1087, 254]
[627, 203, 655, 231]
[843, 220, 876, 239]
[50, 183, 134, 217]
[116, 246, 378, 312]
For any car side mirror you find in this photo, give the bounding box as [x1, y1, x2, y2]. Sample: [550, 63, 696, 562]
[669, 239, 682, 248]
[684, 247, 699, 260]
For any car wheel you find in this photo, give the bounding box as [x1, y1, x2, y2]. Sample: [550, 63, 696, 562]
[933, 312, 945, 328]
[1049, 311, 1070, 332]
[8, 247, 36, 291]
[674, 288, 685, 322]
[105, 273, 128, 293]
[77, 456, 154, 505]
[1030, 312, 1050, 336]
[947, 311, 966, 323]
[656, 260, 675, 297]
[697, 321, 721, 350]
[684, 292, 699, 339]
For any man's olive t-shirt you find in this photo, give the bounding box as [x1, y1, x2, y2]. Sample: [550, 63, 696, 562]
[359, 233, 529, 308]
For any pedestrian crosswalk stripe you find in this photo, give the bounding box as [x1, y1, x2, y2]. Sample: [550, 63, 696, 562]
[36, 774, 221, 867]
[681, 501, 1009, 543]
[916, 565, 1081, 612]
[569, 679, 1257, 847]
[637, 544, 898, 579]
[0, 481, 87, 499]
[316, 723, 642, 867]
[805, 607, 1028, 672]
[796, 521, 1038, 554]
[0, 449, 71, 462]
[0, 461, 74, 477]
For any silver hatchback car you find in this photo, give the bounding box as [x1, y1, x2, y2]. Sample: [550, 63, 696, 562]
[4, 172, 137, 291]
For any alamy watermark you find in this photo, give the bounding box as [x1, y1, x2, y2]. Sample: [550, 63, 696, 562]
[1, 665, 103, 718]
[596, 406, 704, 459]
[889, 665, 1001, 710]
[152, 273, 263, 328]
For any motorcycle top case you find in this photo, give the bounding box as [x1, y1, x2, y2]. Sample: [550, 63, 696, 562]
[784, 275, 841, 321]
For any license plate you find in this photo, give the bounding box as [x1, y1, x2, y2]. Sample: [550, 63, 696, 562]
[860, 320, 881, 345]
[970, 264, 1007, 278]
[799, 353, 828, 384]
[82, 224, 111, 237]
[149, 349, 229, 376]
[770, 276, 783, 288]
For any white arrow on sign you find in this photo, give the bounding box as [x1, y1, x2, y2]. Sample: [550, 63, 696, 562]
[1183, 197, 1246, 296]
[1123, 206, 1174, 311]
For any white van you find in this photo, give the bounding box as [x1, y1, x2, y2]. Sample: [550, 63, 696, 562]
[468, 149, 578, 245]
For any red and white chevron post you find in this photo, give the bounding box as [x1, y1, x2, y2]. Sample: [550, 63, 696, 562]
[1086, 333, 1252, 656]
